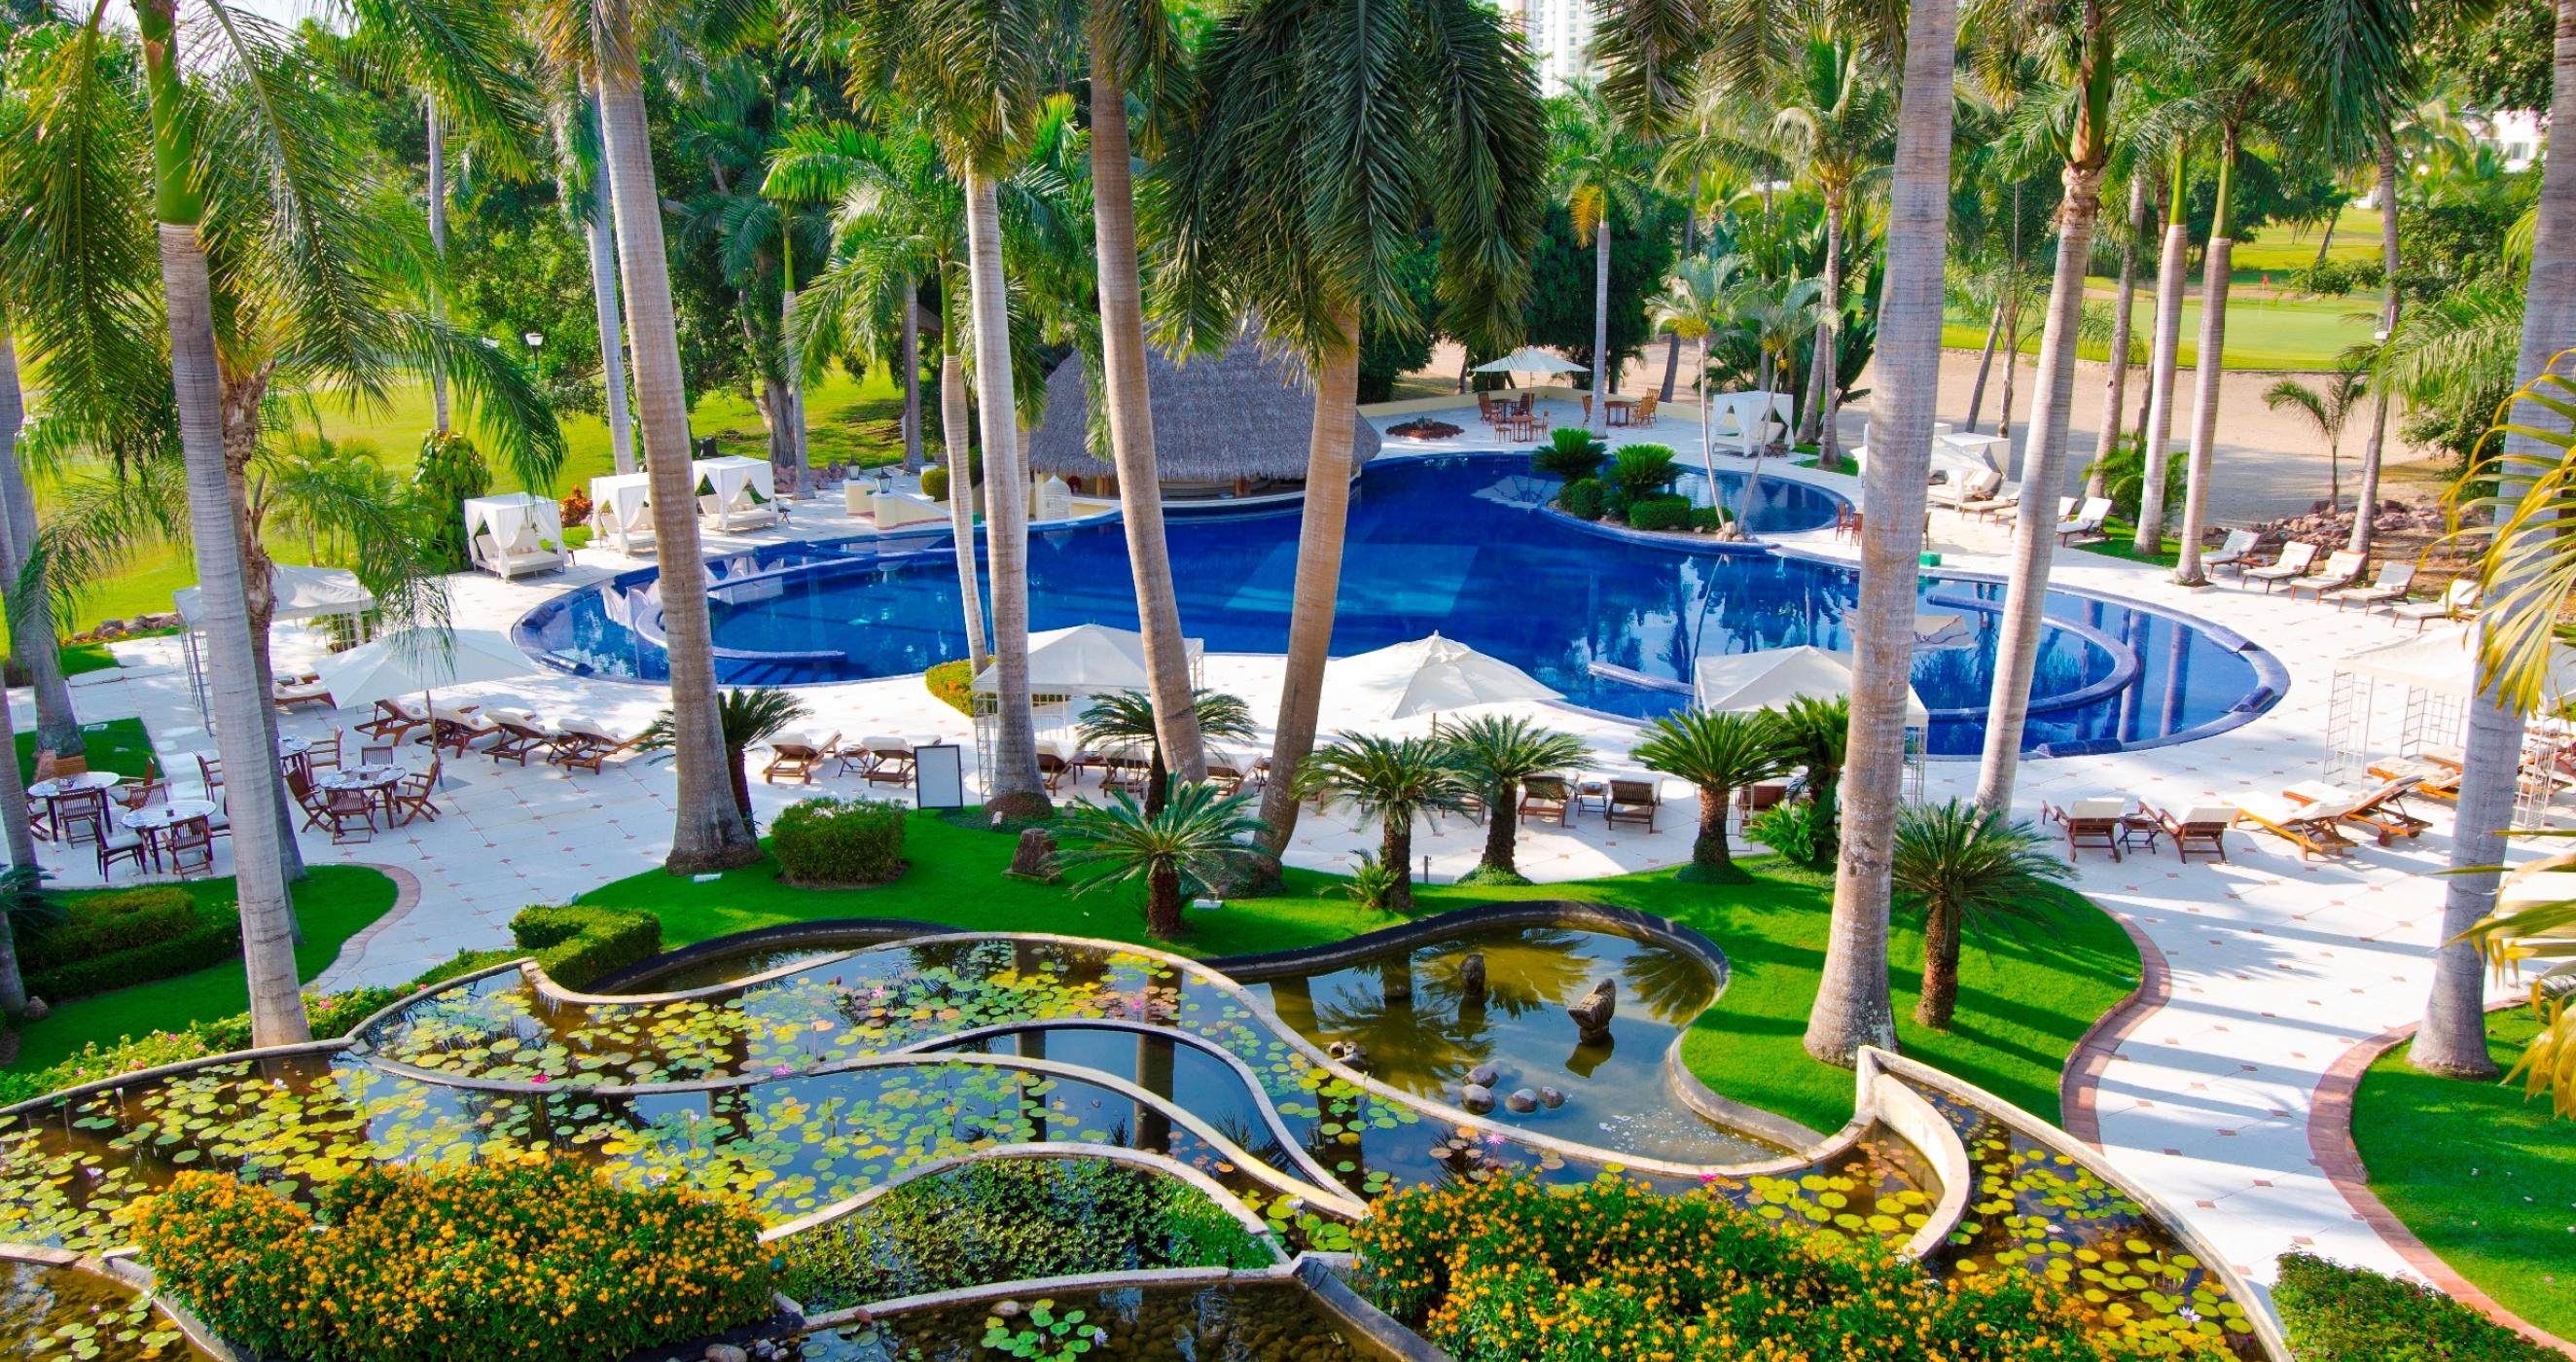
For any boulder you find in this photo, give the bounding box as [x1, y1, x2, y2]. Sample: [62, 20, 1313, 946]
[1006, 828, 1059, 881]
[1537, 1086, 1567, 1109]
[1458, 951, 1487, 1004]
[1460, 1083, 1495, 1114]
[1465, 1062, 1499, 1089]
[1326, 1040, 1369, 1071]
[1567, 979, 1616, 1042]
[704, 1346, 749, 1362]
[1504, 1088, 1539, 1114]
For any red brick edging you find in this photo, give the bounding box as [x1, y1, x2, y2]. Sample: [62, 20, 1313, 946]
[2058, 906, 2170, 1146]
[2308, 1007, 2576, 1358]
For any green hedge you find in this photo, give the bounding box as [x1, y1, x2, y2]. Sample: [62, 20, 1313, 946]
[924, 659, 973, 715]
[508, 905, 662, 989]
[1560, 478, 1605, 520]
[1628, 495, 1695, 532]
[2273, 1252, 2565, 1362]
[19, 887, 196, 971]
[772, 797, 908, 887]
[24, 889, 242, 1003]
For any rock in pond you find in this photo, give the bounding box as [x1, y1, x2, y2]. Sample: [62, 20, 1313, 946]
[1537, 1086, 1567, 1109]
[1504, 1088, 1539, 1114]
[1568, 978, 1616, 1042]
[1465, 1062, 1500, 1088]
[1460, 1083, 1495, 1113]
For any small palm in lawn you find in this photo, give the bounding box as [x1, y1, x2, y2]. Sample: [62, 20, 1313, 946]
[2263, 359, 2371, 512]
[1078, 691, 1258, 817]
[1633, 710, 1790, 878]
[1294, 734, 1473, 913]
[1892, 800, 2075, 1029]
[1445, 715, 1592, 884]
[1056, 782, 1270, 940]
[1767, 695, 1851, 821]
[642, 688, 812, 828]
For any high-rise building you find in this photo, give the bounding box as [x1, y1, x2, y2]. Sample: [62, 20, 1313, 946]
[1499, 0, 1595, 94]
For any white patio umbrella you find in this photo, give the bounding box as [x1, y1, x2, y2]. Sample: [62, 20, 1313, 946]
[313, 627, 543, 714]
[1471, 346, 1588, 378]
[1329, 632, 1562, 725]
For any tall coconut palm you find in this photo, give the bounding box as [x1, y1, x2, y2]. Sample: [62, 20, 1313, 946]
[1157, 0, 1545, 878]
[562, 90, 635, 474]
[1551, 81, 1654, 432]
[2085, 171, 2148, 499]
[0, 316, 77, 757]
[1769, 29, 1894, 460]
[1649, 254, 1744, 483]
[1632, 708, 1787, 876]
[2166, 56, 2282, 584]
[2129, 138, 2191, 554]
[1808, 0, 1961, 1069]
[1892, 799, 2073, 1028]
[1445, 714, 1592, 882]
[1294, 733, 1473, 914]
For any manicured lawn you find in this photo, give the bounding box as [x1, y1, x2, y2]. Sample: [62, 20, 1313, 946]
[577, 813, 2140, 1135]
[6, 866, 403, 1071]
[14, 716, 155, 783]
[2352, 1010, 2576, 1343]
[1945, 289, 2374, 372]
[2075, 517, 2182, 569]
[2231, 208, 2386, 274]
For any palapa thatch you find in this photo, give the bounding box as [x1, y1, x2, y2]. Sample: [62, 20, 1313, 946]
[1024, 333, 1382, 485]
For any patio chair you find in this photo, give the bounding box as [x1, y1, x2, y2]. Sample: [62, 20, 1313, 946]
[1928, 468, 2003, 513]
[1518, 774, 1573, 827]
[1632, 392, 1659, 427]
[2286, 550, 2367, 602]
[272, 675, 334, 712]
[2391, 579, 2481, 632]
[2324, 561, 2417, 612]
[1605, 779, 1661, 832]
[763, 732, 841, 785]
[23, 788, 52, 842]
[2203, 529, 2260, 576]
[2055, 496, 2115, 547]
[54, 788, 109, 847]
[2232, 795, 2359, 860]
[48, 754, 87, 778]
[2242, 541, 2320, 592]
[2284, 776, 2430, 845]
[850, 736, 916, 786]
[303, 733, 343, 775]
[115, 756, 164, 812]
[2044, 797, 2131, 861]
[2152, 805, 2237, 863]
[359, 741, 400, 766]
[95, 819, 148, 879]
[163, 815, 216, 878]
[391, 761, 443, 826]
[290, 769, 375, 842]
[196, 752, 224, 798]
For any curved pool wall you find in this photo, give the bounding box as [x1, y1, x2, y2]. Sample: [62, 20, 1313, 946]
[517, 451, 2284, 758]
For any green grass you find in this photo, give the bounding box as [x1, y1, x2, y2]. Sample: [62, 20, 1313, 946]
[577, 815, 2140, 1135]
[1946, 287, 2375, 372]
[2230, 208, 2387, 274]
[2352, 1010, 2576, 1344]
[15, 716, 154, 783]
[6, 866, 402, 1071]
[2073, 517, 2182, 569]
[41, 369, 909, 633]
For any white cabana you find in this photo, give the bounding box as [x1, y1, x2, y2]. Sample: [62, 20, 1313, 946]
[2326, 627, 2576, 817]
[463, 493, 567, 580]
[1708, 391, 1797, 455]
[1471, 346, 1587, 376]
[693, 456, 782, 531]
[1693, 646, 1929, 726]
[970, 624, 1206, 781]
[588, 472, 656, 556]
[174, 565, 377, 719]
[1327, 632, 1561, 722]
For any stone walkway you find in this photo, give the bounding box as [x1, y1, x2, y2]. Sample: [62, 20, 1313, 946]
[34, 424, 2533, 1310]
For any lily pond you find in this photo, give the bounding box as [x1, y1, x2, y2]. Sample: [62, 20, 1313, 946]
[0, 1256, 206, 1361]
[0, 919, 2261, 1358]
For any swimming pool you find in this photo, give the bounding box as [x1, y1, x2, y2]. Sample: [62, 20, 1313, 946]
[517, 453, 2283, 757]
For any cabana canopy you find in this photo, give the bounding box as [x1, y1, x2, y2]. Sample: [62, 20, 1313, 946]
[463, 493, 566, 580]
[1026, 333, 1382, 486]
[589, 472, 655, 556]
[175, 565, 372, 627]
[1327, 632, 1561, 720]
[972, 624, 1205, 697]
[1694, 646, 1928, 727]
[2341, 627, 2576, 701]
[693, 456, 779, 531]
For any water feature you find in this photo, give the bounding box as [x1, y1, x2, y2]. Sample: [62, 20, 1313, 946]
[0, 1257, 209, 1361]
[786, 1280, 1402, 1361]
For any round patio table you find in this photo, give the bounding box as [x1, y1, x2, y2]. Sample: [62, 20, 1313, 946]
[27, 771, 123, 800]
[123, 798, 218, 834]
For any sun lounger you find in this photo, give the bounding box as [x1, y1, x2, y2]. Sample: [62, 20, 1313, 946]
[487, 713, 552, 766]
[2286, 550, 2367, 602]
[548, 718, 637, 773]
[2045, 796, 2133, 861]
[272, 677, 333, 712]
[847, 735, 915, 786]
[2056, 496, 2114, 546]
[2367, 755, 2460, 803]
[2152, 804, 2238, 862]
[2233, 794, 2360, 860]
[2324, 560, 2417, 612]
[1519, 774, 1572, 827]
[1961, 487, 2020, 521]
[1605, 778, 1661, 831]
[2001, 494, 2077, 528]
[1929, 468, 2004, 513]
[2242, 541, 2320, 592]
[431, 705, 500, 757]
[763, 731, 841, 784]
[2390, 579, 2480, 632]
[2284, 776, 2429, 845]
[2203, 529, 2260, 576]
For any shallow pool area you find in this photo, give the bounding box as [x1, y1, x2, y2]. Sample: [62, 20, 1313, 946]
[515, 453, 2280, 756]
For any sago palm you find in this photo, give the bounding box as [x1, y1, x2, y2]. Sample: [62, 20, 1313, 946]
[1077, 689, 1256, 816]
[1891, 799, 2073, 1028]
[1632, 708, 1788, 876]
[1444, 715, 1592, 883]
[1057, 781, 1270, 940]
[1293, 734, 1474, 913]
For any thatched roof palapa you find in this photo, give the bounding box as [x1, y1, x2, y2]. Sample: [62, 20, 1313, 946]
[1024, 333, 1382, 484]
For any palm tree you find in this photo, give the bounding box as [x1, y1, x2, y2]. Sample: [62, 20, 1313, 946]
[1157, 0, 1545, 879]
[0, 319, 78, 757]
[2264, 363, 2370, 510]
[1769, 30, 1894, 459]
[1767, 694, 1850, 822]
[640, 686, 811, 830]
[1294, 734, 1475, 913]
[1058, 781, 1269, 939]
[1632, 708, 1789, 876]
[1551, 81, 1653, 433]
[1077, 689, 1256, 817]
[1444, 714, 1592, 882]
[1720, 267, 1825, 521]
[560, 90, 635, 474]
[2085, 171, 2148, 500]
[2130, 138, 2192, 555]
[1649, 254, 1743, 483]
[1809, 0, 1963, 1070]
[1892, 799, 2074, 1028]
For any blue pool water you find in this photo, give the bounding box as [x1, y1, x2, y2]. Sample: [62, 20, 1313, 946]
[518, 454, 2281, 757]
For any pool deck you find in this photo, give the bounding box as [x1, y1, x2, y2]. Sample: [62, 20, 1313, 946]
[37, 404, 2536, 1314]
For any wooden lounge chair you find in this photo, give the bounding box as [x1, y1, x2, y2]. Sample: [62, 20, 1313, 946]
[2283, 777, 2429, 845]
[2234, 796, 2359, 860]
[548, 720, 637, 774]
[2001, 494, 2076, 528]
[1960, 486, 2019, 521]
[2152, 805, 2237, 862]
[2286, 550, 2367, 602]
[1928, 468, 2003, 513]
[1518, 774, 1572, 827]
[1605, 778, 1661, 831]
[763, 732, 841, 785]
[2203, 529, 2260, 576]
[2391, 579, 2480, 632]
[2243, 541, 2319, 592]
[2324, 560, 2417, 612]
[1205, 763, 1246, 796]
[2044, 797, 2131, 861]
[358, 698, 427, 741]
[1037, 751, 1071, 792]
[431, 706, 499, 757]
[2367, 755, 2460, 803]
[2056, 496, 2114, 546]
[850, 736, 915, 786]
[488, 717, 551, 767]
[272, 675, 333, 712]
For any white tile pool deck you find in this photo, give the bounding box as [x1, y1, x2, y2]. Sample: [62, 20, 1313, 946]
[37, 415, 2532, 1304]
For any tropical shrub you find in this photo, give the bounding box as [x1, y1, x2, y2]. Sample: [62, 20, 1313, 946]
[1691, 504, 1731, 532]
[1328, 851, 1411, 911]
[1560, 478, 1606, 520]
[1627, 494, 1694, 532]
[919, 463, 950, 500]
[1608, 444, 1684, 500]
[410, 431, 490, 572]
[1533, 426, 1608, 482]
[557, 487, 593, 528]
[1747, 802, 1833, 870]
[23, 888, 240, 1002]
[2272, 1252, 2562, 1362]
[772, 797, 909, 887]
[925, 659, 975, 713]
[19, 887, 195, 971]
[1056, 782, 1270, 939]
[640, 686, 810, 827]
[2087, 430, 2184, 526]
[133, 1160, 774, 1362]
[508, 905, 662, 988]
[780, 1159, 1271, 1310]
[1355, 1175, 2176, 1361]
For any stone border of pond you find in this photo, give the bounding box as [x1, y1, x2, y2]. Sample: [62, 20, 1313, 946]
[0, 1239, 244, 1362]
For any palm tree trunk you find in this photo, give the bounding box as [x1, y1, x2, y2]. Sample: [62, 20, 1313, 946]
[1976, 161, 2107, 813]
[1382, 815, 1413, 912]
[1964, 298, 2003, 432]
[0, 648, 32, 876]
[1916, 898, 1960, 1028]
[1480, 778, 1520, 875]
[2132, 150, 2190, 554]
[961, 169, 1048, 818]
[593, 20, 757, 873]
[2088, 172, 2146, 499]
[1694, 786, 1730, 869]
[2417, 0, 2576, 1078]
[1996, 293, 2022, 449]
[426, 92, 450, 437]
[138, 0, 305, 1048]
[939, 348, 988, 664]
[586, 92, 636, 476]
[223, 391, 309, 894]
[1146, 864, 1183, 939]
[1814, 194, 1845, 458]
[1811, 0, 1957, 1068]
[899, 287, 923, 473]
[2346, 136, 2401, 556]
[2172, 128, 2239, 585]
[1660, 174, 1699, 405]
[1591, 215, 1613, 432]
[1091, 61, 1206, 784]
[2311, 201, 2342, 267]
[1253, 307, 1363, 872]
[0, 315, 78, 756]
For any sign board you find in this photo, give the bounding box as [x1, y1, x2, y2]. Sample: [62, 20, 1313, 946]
[913, 743, 965, 809]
